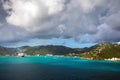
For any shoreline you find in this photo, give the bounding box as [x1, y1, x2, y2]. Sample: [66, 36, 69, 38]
[0, 55, 120, 62]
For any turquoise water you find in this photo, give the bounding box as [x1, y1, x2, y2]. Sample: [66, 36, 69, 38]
[0, 56, 120, 80]
[0, 56, 120, 71]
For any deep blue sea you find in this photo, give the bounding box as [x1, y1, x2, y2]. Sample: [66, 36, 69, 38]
[0, 56, 120, 80]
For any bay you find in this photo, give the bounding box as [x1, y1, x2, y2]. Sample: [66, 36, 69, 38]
[0, 56, 120, 80]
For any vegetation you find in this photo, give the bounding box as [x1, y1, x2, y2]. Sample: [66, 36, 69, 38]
[0, 42, 120, 60]
[80, 42, 120, 60]
[0, 46, 17, 56]
[23, 45, 78, 55]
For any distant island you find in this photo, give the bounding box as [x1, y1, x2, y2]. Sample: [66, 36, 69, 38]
[0, 42, 120, 61]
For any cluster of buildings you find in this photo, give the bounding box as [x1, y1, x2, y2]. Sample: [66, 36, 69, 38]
[104, 58, 120, 61]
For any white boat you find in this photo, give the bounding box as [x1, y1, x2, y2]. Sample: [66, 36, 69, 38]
[17, 53, 25, 57]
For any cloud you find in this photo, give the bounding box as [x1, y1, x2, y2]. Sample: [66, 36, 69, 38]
[77, 0, 101, 13]
[106, 11, 120, 31]
[93, 23, 120, 42]
[2, 0, 66, 32]
[0, 0, 120, 45]
[0, 22, 3, 27]
[0, 24, 30, 42]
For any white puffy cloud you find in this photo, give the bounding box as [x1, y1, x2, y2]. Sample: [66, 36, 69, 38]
[2, 0, 65, 31]
[76, 0, 108, 13]
[0, 0, 120, 44]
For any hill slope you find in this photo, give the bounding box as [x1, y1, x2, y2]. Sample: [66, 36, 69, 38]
[0, 42, 120, 59]
[23, 45, 78, 55]
[81, 42, 120, 60]
[0, 46, 17, 56]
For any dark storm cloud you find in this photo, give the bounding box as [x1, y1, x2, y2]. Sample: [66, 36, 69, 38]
[0, 0, 120, 45]
[0, 1, 7, 22]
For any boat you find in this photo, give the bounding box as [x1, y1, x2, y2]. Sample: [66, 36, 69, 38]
[17, 53, 25, 57]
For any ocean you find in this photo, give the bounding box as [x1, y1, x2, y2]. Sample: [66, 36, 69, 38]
[0, 56, 120, 80]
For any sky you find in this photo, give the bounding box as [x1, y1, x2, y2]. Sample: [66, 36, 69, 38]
[0, 0, 120, 48]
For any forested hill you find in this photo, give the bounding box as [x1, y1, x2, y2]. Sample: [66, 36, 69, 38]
[81, 42, 120, 59]
[0, 46, 17, 55]
[0, 42, 120, 60]
[22, 45, 78, 55]
[0, 45, 80, 56]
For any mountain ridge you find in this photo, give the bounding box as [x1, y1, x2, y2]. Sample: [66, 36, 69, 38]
[0, 42, 120, 60]
[81, 42, 120, 60]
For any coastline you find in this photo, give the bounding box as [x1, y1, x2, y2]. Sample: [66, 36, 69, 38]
[1, 55, 120, 62]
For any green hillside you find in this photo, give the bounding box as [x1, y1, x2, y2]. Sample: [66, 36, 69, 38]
[23, 45, 78, 55]
[81, 42, 120, 60]
[0, 42, 120, 60]
[0, 46, 17, 56]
